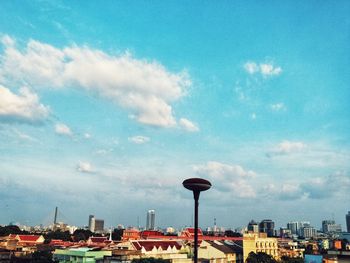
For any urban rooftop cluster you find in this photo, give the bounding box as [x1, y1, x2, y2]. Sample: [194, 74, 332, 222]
[1, 210, 350, 263]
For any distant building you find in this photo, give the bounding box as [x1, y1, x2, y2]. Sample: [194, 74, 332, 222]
[346, 211, 350, 233]
[247, 220, 259, 233]
[122, 228, 141, 241]
[166, 227, 176, 235]
[298, 221, 311, 236]
[146, 210, 155, 230]
[259, 219, 275, 237]
[88, 215, 104, 233]
[88, 215, 95, 232]
[94, 219, 104, 233]
[322, 220, 342, 233]
[300, 226, 317, 238]
[279, 227, 292, 238]
[287, 221, 300, 235]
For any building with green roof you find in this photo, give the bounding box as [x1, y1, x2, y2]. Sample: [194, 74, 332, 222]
[54, 247, 112, 263]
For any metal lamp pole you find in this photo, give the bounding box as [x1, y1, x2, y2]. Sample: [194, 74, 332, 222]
[183, 178, 211, 263]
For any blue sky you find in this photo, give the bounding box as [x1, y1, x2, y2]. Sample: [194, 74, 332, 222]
[0, 0, 349, 231]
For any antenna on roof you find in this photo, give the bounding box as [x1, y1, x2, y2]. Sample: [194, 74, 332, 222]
[54, 207, 58, 225]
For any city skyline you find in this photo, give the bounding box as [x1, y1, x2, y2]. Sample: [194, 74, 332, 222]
[0, 1, 349, 229]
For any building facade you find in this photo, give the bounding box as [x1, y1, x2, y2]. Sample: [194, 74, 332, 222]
[259, 220, 275, 237]
[287, 221, 300, 235]
[346, 211, 350, 233]
[243, 233, 279, 262]
[322, 220, 342, 233]
[146, 210, 155, 230]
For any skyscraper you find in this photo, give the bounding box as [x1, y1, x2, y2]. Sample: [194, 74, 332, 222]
[88, 215, 95, 232]
[346, 211, 350, 233]
[247, 220, 259, 233]
[287, 221, 300, 235]
[146, 210, 155, 230]
[88, 215, 104, 233]
[322, 220, 341, 233]
[259, 219, 275, 237]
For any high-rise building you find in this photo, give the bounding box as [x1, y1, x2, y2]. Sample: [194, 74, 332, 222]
[322, 220, 342, 233]
[88, 215, 104, 233]
[88, 215, 95, 232]
[94, 219, 104, 233]
[298, 221, 310, 236]
[287, 221, 300, 235]
[346, 211, 350, 233]
[300, 226, 317, 238]
[247, 220, 259, 233]
[146, 210, 155, 230]
[259, 219, 275, 237]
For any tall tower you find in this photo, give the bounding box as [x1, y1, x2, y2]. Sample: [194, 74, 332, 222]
[88, 215, 95, 232]
[54, 207, 58, 225]
[346, 211, 350, 233]
[259, 219, 275, 237]
[146, 210, 155, 230]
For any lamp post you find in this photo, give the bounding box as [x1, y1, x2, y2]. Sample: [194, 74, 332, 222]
[183, 178, 211, 263]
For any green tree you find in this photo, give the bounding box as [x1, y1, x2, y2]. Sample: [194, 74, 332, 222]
[225, 230, 242, 237]
[44, 230, 71, 243]
[72, 229, 93, 241]
[131, 258, 170, 263]
[0, 225, 28, 236]
[280, 256, 303, 263]
[112, 228, 124, 241]
[246, 252, 277, 263]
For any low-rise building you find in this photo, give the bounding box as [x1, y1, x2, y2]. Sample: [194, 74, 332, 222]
[243, 233, 279, 262]
[54, 247, 112, 263]
[198, 240, 243, 263]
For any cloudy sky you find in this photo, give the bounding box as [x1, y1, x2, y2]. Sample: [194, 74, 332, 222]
[0, 1, 349, 230]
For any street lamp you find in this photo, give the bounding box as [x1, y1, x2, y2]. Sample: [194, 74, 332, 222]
[183, 178, 211, 263]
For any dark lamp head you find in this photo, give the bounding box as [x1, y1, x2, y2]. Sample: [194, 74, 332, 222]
[182, 178, 212, 192]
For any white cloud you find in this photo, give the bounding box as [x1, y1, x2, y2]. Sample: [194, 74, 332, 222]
[243, 61, 282, 77]
[55, 123, 72, 136]
[263, 171, 350, 200]
[250, 113, 256, 120]
[276, 141, 306, 154]
[0, 36, 191, 128]
[179, 118, 199, 132]
[13, 128, 36, 141]
[128, 135, 150, 144]
[270, 102, 286, 111]
[267, 141, 306, 157]
[77, 161, 94, 173]
[84, 133, 91, 139]
[260, 63, 282, 76]
[0, 85, 50, 123]
[263, 183, 304, 200]
[244, 62, 259, 74]
[193, 161, 256, 198]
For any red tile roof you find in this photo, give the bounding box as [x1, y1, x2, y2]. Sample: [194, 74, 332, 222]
[132, 240, 182, 251]
[90, 237, 108, 243]
[17, 235, 42, 242]
[141, 230, 164, 237]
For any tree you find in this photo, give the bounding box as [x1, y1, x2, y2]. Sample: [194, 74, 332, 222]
[131, 258, 170, 263]
[72, 229, 93, 241]
[112, 228, 124, 241]
[246, 252, 277, 263]
[225, 230, 242, 237]
[44, 230, 71, 243]
[0, 225, 28, 236]
[280, 256, 303, 263]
